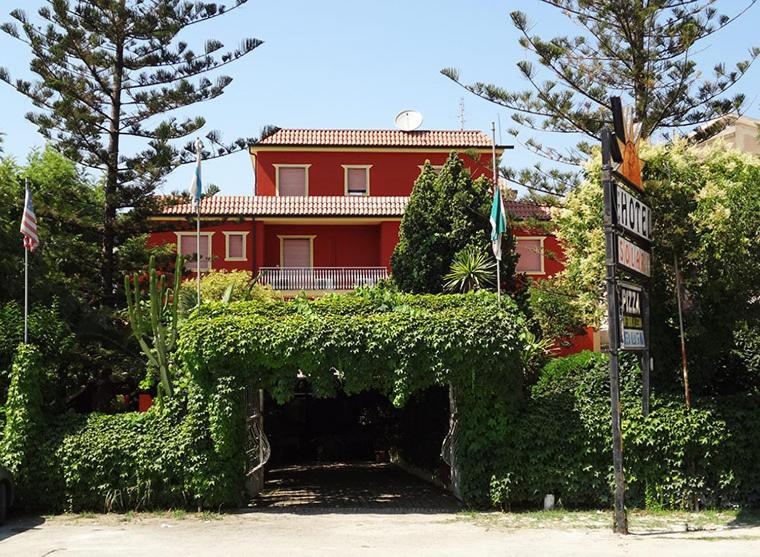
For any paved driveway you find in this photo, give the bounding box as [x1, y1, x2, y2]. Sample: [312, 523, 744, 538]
[1, 464, 758, 556]
[2, 512, 760, 556]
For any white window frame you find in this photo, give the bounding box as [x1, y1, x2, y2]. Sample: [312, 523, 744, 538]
[175, 231, 215, 271]
[278, 235, 316, 267]
[515, 236, 546, 275]
[274, 164, 311, 196]
[342, 165, 372, 196]
[223, 231, 249, 262]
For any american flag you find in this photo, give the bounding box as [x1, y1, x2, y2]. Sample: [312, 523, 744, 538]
[20, 183, 39, 252]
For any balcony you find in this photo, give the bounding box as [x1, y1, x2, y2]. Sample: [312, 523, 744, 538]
[258, 267, 388, 291]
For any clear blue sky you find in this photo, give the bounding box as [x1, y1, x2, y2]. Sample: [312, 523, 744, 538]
[1, 1, 759, 196]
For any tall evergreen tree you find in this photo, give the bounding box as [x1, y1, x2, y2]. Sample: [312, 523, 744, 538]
[391, 154, 517, 294]
[1, 0, 264, 304]
[443, 1, 759, 196]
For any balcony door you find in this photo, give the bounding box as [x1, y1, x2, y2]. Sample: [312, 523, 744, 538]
[281, 238, 312, 268]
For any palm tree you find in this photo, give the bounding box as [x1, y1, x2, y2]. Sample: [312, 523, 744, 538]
[444, 246, 496, 293]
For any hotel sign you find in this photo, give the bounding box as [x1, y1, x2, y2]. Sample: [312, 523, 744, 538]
[617, 236, 651, 277]
[619, 282, 646, 350]
[616, 186, 651, 243]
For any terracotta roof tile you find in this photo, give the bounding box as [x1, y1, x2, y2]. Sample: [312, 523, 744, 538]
[255, 129, 494, 148]
[160, 196, 408, 217]
[159, 196, 554, 221]
[505, 201, 553, 221]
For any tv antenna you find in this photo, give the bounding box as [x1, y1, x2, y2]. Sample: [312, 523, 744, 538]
[394, 110, 423, 131]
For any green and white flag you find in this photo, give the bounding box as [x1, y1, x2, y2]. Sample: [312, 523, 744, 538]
[490, 185, 507, 260]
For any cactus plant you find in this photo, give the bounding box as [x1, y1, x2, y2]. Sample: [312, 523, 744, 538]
[124, 254, 183, 398]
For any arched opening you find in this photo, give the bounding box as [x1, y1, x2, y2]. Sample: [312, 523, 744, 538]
[251, 383, 458, 510]
[180, 291, 528, 509]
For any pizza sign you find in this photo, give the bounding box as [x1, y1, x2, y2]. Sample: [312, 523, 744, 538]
[619, 282, 646, 350]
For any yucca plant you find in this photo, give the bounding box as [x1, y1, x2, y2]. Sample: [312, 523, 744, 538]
[444, 246, 496, 293]
[124, 254, 183, 398]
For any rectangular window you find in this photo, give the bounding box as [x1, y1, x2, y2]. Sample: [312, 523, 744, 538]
[515, 237, 544, 275]
[223, 231, 248, 261]
[343, 165, 371, 196]
[176, 232, 213, 271]
[276, 165, 309, 196]
[281, 237, 313, 268]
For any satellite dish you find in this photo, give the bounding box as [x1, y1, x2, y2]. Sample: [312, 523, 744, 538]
[394, 110, 423, 131]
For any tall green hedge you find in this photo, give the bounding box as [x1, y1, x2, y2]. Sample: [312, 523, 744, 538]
[490, 351, 760, 510]
[3, 291, 533, 510]
[4, 305, 758, 512]
[2, 344, 44, 508]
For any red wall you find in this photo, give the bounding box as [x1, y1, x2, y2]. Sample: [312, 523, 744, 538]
[254, 150, 495, 197]
[148, 220, 254, 273]
[262, 224, 382, 268]
[379, 221, 400, 271]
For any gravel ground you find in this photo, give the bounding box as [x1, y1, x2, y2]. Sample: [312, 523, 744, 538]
[1, 511, 759, 557]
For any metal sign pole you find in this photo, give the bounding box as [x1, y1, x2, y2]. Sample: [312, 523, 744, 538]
[641, 289, 651, 416]
[602, 128, 628, 534]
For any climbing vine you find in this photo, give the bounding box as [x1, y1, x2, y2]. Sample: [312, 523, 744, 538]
[177, 290, 534, 504]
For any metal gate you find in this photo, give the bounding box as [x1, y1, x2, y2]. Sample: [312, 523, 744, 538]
[245, 387, 271, 498]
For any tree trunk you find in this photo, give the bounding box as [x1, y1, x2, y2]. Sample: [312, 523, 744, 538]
[102, 7, 125, 306]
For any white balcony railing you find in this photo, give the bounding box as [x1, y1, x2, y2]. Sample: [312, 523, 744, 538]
[258, 267, 388, 291]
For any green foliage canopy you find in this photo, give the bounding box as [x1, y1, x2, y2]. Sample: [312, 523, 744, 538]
[1, 0, 264, 304]
[391, 153, 517, 294]
[491, 352, 760, 510]
[553, 141, 760, 392]
[443, 1, 759, 196]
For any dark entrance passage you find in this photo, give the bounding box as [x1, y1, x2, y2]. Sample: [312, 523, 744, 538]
[252, 387, 458, 510]
[254, 462, 459, 510]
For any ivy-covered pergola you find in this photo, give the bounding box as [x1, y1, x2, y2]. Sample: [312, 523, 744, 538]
[177, 290, 531, 505]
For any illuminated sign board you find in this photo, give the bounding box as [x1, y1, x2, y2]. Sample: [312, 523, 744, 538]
[616, 186, 652, 243]
[617, 236, 651, 278]
[618, 282, 646, 350]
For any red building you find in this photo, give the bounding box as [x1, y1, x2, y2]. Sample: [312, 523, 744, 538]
[149, 128, 564, 292]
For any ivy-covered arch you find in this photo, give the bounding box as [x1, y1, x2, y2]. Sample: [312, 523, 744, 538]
[177, 290, 532, 505]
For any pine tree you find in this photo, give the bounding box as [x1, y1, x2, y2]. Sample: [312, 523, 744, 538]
[1, 0, 264, 305]
[391, 154, 517, 294]
[443, 1, 759, 196]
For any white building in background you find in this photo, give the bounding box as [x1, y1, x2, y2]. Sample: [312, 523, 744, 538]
[698, 116, 760, 155]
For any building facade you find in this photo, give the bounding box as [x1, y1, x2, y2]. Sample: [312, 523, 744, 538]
[149, 128, 563, 292]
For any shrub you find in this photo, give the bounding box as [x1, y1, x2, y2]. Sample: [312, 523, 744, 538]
[0, 302, 77, 404]
[391, 153, 517, 294]
[443, 245, 496, 293]
[532, 350, 641, 400]
[527, 280, 586, 344]
[9, 401, 219, 512]
[178, 270, 278, 314]
[490, 352, 760, 510]
[2, 344, 44, 508]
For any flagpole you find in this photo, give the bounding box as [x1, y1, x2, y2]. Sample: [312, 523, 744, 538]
[24, 235, 29, 344]
[23, 177, 30, 344]
[491, 122, 501, 304]
[195, 139, 202, 307]
[196, 201, 201, 306]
